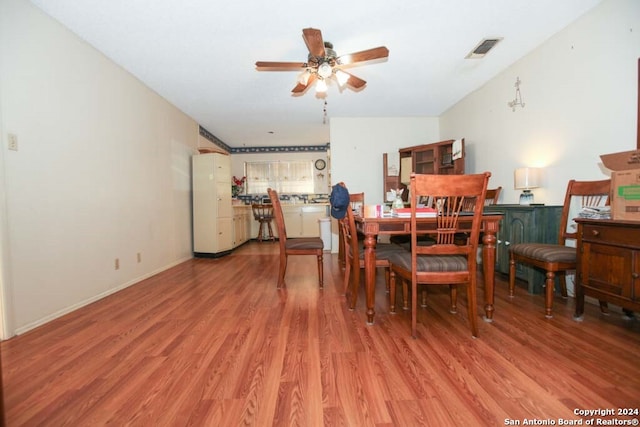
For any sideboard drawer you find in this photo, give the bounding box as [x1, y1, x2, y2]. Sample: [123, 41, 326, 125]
[581, 223, 640, 247]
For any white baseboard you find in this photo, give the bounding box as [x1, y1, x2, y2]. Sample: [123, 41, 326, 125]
[13, 256, 192, 336]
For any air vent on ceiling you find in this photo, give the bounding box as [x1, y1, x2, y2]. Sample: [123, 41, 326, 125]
[465, 38, 503, 59]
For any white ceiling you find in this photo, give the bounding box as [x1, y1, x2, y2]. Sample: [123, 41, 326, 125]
[30, 0, 603, 148]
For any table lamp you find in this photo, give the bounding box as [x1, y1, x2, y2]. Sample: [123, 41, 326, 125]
[514, 167, 541, 205]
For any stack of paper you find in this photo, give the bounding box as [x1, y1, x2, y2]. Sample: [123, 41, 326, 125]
[577, 206, 611, 219]
[392, 207, 438, 218]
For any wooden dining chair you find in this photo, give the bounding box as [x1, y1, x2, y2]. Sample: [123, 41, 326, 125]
[339, 202, 407, 311]
[509, 179, 611, 318]
[268, 188, 324, 288]
[388, 172, 491, 338]
[456, 186, 502, 246]
[338, 189, 364, 270]
[459, 186, 501, 211]
[485, 186, 502, 206]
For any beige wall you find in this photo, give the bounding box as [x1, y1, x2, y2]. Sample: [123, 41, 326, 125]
[330, 117, 441, 205]
[440, 0, 640, 204]
[0, 0, 200, 336]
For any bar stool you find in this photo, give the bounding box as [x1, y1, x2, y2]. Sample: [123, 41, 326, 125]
[252, 204, 275, 242]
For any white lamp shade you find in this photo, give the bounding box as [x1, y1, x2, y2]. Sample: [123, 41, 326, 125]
[335, 70, 350, 87]
[514, 167, 542, 190]
[315, 79, 327, 93]
[298, 71, 310, 85]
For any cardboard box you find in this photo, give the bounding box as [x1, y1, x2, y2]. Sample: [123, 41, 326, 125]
[600, 150, 640, 221]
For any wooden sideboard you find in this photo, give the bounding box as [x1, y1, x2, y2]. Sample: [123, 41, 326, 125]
[574, 218, 640, 319]
[483, 204, 563, 294]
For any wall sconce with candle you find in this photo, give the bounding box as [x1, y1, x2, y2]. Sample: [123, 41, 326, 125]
[514, 167, 542, 205]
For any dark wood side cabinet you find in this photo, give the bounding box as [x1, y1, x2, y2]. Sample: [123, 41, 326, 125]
[575, 218, 640, 319]
[484, 204, 563, 294]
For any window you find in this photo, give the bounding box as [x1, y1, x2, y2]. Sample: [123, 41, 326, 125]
[245, 161, 315, 194]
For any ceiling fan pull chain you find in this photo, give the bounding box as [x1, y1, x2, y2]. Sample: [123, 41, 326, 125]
[323, 100, 328, 125]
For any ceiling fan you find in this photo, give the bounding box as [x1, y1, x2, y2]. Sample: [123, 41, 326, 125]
[255, 28, 389, 95]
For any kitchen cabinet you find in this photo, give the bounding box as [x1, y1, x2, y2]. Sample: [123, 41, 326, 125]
[575, 219, 640, 319]
[192, 153, 233, 257]
[233, 206, 252, 247]
[300, 205, 328, 236]
[248, 204, 328, 239]
[282, 204, 328, 237]
[483, 204, 562, 294]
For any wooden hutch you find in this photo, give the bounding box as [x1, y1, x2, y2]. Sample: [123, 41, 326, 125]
[384, 139, 465, 199]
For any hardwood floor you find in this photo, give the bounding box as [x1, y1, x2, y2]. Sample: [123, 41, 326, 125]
[2, 241, 639, 426]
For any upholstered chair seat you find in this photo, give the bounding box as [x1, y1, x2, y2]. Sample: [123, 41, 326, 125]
[286, 238, 324, 251]
[509, 244, 576, 264]
[388, 253, 468, 272]
[354, 242, 406, 259]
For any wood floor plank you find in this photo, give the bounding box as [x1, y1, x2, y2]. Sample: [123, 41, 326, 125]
[2, 241, 639, 426]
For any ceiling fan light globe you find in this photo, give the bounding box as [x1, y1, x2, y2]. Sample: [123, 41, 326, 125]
[315, 79, 328, 93]
[317, 62, 333, 79]
[339, 54, 352, 65]
[298, 71, 310, 85]
[335, 70, 350, 87]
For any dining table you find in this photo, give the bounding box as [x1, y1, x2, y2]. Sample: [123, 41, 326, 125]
[354, 212, 503, 325]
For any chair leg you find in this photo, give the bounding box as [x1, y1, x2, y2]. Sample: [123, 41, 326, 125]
[343, 256, 352, 300]
[449, 284, 458, 314]
[389, 270, 397, 314]
[544, 271, 556, 318]
[267, 221, 275, 241]
[559, 273, 568, 298]
[508, 256, 516, 297]
[411, 279, 418, 338]
[277, 254, 287, 288]
[420, 289, 428, 308]
[402, 279, 409, 311]
[350, 267, 361, 310]
[257, 221, 264, 242]
[338, 227, 345, 270]
[599, 300, 609, 314]
[317, 252, 324, 289]
[466, 279, 479, 338]
[385, 269, 391, 294]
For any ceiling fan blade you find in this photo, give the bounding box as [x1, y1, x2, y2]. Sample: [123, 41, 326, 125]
[302, 28, 325, 58]
[292, 73, 317, 94]
[342, 71, 366, 89]
[337, 46, 389, 65]
[255, 61, 306, 71]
